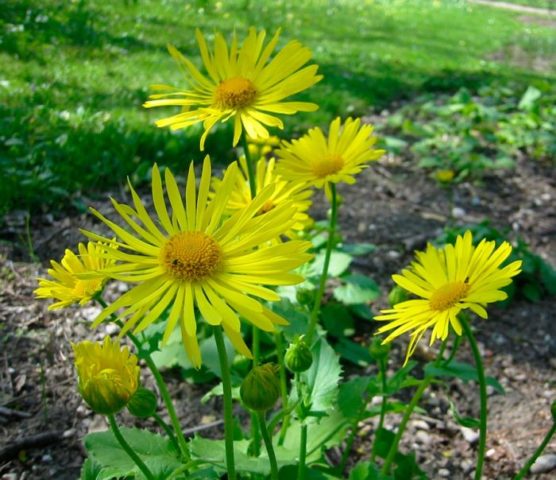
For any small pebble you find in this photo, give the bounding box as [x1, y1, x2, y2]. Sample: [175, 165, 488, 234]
[486, 448, 496, 458]
[411, 419, 430, 431]
[415, 430, 431, 445]
[41, 454, 52, 463]
[452, 207, 466, 218]
[530, 454, 556, 474]
[460, 426, 479, 444]
[438, 468, 450, 477]
[63, 428, 76, 438]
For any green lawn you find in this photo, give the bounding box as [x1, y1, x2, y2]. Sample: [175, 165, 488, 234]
[1, 0, 555, 216]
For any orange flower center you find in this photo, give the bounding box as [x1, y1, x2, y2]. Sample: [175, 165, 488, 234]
[312, 154, 344, 178]
[429, 281, 470, 311]
[161, 232, 221, 281]
[214, 77, 257, 109]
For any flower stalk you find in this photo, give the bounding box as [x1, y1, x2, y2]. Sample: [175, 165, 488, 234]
[306, 183, 338, 344]
[258, 411, 279, 480]
[213, 327, 237, 480]
[460, 316, 488, 480]
[107, 414, 155, 480]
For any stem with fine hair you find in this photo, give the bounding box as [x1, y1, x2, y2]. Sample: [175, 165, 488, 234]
[381, 376, 432, 475]
[107, 414, 155, 480]
[381, 340, 447, 474]
[240, 131, 263, 453]
[296, 373, 308, 480]
[370, 356, 389, 462]
[94, 295, 189, 461]
[514, 422, 556, 480]
[460, 316, 488, 480]
[276, 332, 291, 445]
[213, 327, 237, 480]
[258, 411, 279, 480]
[306, 183, 338, 344]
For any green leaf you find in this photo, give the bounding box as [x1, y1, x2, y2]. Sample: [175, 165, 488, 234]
[518, 86, 542, 111]
[448, 400, 480, 429]
[308, 251, 352, 278]
[338, 376, 372, 420]
[84, 428, 181, 480]
[321, 302, 354, 338]
[283, 411, 350, 459]
[340, 242, 377, 256]
[424, 361, 504, 394]
[540, 261, 556, 295]
[271, 299, 310, 340]
[200, 335, 235, 379]
[522, 282, 542, 302]
[334, 338, 374, 367]
[349, 461, 384, 480]
[334, 275, 380, 305]
[302, 338, 343, 413]
[80, 458, 102, 480]
[386, 361, 418, 394]
[190, 437, 296, 474]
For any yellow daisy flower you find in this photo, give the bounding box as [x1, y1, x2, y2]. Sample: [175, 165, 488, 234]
[83, 157, 313, 367]
[214, 156, 313, 236]
[73, 336, 139, 415]
[143, 28, 322, 150]
[34, 241, 114, 310]
[276, 117, 385, 189]
[375, 231, 522, 364]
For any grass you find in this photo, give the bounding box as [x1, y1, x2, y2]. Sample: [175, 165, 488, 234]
[1, 0, 555, 217]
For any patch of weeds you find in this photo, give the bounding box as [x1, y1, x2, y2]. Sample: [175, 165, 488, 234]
[381, 82, 556, 184]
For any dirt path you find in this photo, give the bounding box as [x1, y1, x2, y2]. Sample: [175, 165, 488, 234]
[470, 0, 556, 16]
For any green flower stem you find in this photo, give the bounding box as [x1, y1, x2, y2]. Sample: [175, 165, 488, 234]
[213, 327, 237, 480]
[107, 414, 155, 480]
[337, 421, 358, 474]
[276, 332, 291, 446]
[371, 356, 389, 462]
[296, 373, 308, 480]
[381, 376, 432, 475]
[240, 131, 263, 455]
[381, 342, 447, 475]
[445, 334, 463, 366]
[258, 411, 279, 480]
[153, 412, 179, 452]
[306, 183, 338, 344]
[460, 316, 488, 480]
[514, 422, 556, 480]
[94, 295, 190, 461]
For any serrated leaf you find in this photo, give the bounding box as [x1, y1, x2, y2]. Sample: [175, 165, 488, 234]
[190, 437, 296, 474]
[84, 428, 181, 480]
[338, 376, 372, 420]
[271, 299, 310, 340]
[424, 361, 504, 394]
[334, 275, 380, 305]
[302, 338, 343, 413]
[80, 458, 102, 480]
[283, 411, 350, 459]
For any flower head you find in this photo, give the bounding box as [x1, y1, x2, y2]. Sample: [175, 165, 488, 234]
[276, 117, 385, 189]
[214, 156, 313, 236]
[83, 157, 312, 367]
[34, 241, 115, 310]
[375, 231, 522, 364]
[72, 337, 139, 415]
[144, 28, 322, 150]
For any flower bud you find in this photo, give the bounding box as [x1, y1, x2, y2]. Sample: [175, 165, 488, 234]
[435, 169, 455, 184]
[240, 363, 280, 411]
[285, 337, 313, 373]
[369, 337, 391, 361]
[127, 387, 157, 418]
[388, 285, 409, 307]
[72, 337, 139, 415]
